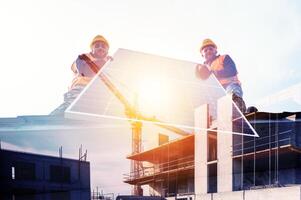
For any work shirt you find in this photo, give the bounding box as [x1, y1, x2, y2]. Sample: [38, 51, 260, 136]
[206, 54, 241, 87]
[70, 53, 109, 89]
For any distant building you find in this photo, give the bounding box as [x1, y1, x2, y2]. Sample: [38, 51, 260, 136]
[0, 114, 132, 198]
[0, 148, 90, 200]
[0, 115, 103, 200]
[124, 96, 301, 200]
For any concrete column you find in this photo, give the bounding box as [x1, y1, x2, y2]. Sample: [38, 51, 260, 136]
[217, 95, 233, 192]
[194, 104, 209, 195]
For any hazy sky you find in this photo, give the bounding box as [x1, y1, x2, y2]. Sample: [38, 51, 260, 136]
[1, 0, 301, 195]
[1, 0, 301, 117]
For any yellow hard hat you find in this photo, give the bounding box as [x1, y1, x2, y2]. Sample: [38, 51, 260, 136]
[90, 35, 109, 49]
[200, 39, 217, 51]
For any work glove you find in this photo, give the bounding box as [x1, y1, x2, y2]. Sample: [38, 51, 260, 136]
[195, 64, 211, 80]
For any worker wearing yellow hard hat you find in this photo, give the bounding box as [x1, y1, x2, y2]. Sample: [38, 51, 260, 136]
[195, 38, 246, 112]
[200, 38, 217, 50]
[69, 34, 111, 89]
[90, 35, 109, 49]
[50, 35, 112, 115]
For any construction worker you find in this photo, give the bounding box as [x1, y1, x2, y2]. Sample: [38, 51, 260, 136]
[195, 39, 246, 112]
[50, 35, 112, 115]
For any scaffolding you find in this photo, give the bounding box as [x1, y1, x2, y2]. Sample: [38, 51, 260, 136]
[124, 109, 301, 197]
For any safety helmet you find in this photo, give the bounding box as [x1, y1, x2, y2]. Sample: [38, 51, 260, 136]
[90, 35, 109, 49]
[200, 38, 217, 51]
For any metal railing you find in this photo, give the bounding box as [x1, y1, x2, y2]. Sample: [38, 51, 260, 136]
[232, 129, 293, 155]
[124, 155, 194, 182]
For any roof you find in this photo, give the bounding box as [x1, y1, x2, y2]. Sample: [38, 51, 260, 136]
[245, 111, 301, 121]
[0, 149, 89, 164]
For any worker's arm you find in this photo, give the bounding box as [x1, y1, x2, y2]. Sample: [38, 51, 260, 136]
[195, 64, 211, 80]
[215, 55, 238, 78]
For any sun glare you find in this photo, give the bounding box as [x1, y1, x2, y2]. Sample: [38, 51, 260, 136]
[137, 77, 171, 116]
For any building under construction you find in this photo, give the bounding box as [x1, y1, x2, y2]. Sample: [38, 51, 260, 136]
[2, 48, 301, 199]
[124, 96, 301, 200]
[59, 48, 301, 199]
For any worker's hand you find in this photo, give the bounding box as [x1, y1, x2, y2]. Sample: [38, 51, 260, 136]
[195, 64, 211, 80]
[106, 56, 114, 62]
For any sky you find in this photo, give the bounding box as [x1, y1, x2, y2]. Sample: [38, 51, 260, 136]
[1, 0, 301, 195]
[1, 0, 301, 117]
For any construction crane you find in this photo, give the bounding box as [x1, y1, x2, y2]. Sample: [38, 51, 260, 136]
[79, 54, 191, 195]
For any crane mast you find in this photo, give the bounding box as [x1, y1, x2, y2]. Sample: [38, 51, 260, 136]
[79, 54, 191, 195]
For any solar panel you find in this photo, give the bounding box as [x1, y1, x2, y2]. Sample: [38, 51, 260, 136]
[65, 49, 258, 137]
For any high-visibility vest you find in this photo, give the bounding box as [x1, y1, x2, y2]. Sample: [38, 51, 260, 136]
[209, 54, 241, 86]
[69, 53, 108, 90]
